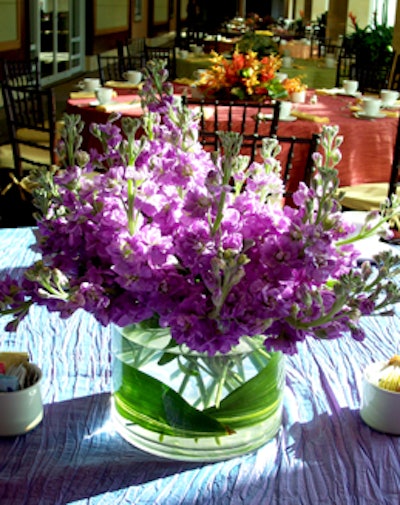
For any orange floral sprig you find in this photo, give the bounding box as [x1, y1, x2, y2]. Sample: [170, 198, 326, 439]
[348, 11, 358, 29]
[197, 50, 288, 101]
[282, 76, 307, 94]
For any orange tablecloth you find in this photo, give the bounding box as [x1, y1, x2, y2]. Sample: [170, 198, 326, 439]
[66, 90, 398, 191]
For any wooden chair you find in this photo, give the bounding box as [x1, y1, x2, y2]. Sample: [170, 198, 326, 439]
[96, 54, 132, 85]
[389, 52, 400, 91]
[335, 44, 357, 88]
[1, 57, 41, 88]
[339, 116, 400, 210]
[317, 38, 341, 59]
[144, 45, 176, 80]
[273, 134, 321, 198]
[0, 84, 58, 178]
[117, 38, 146, 70]
[355, 61, 394, 94]
[182, 97, 281, 163]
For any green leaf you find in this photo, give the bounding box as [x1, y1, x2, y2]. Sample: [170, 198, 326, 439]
[114, 362, 229, 438]
[204, 352, 284, 429]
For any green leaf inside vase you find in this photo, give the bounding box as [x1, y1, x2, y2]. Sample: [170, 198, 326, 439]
[113, 351, 284, 439]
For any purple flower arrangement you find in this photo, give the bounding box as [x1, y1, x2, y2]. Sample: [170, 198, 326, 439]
[1, 61, 400, 356]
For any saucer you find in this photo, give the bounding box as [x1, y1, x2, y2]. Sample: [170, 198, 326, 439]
[280, 115, 297, 122]
[338, 89, 362, 98]
[354, 111, 386, 119]
[382, 102, 400, 109]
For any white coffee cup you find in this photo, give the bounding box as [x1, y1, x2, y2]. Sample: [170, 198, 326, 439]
[275, 72, 288, 83]
[282, 56, 292, 68]
[123, 70, 142, 85]
[380, 89, 400, 107]
[279, 100, 293, 119]
[193, 46, 203, 55]
[180, 50, 189, 59]
[325, 55, 336, 68]
[362, 97, 382, 117]
[0, 363, 43, 436]
[343, 79, 359, 95]
[78, 77, 101, 92]
[193, 68, 207, 81]
[95, 87, 114, 105]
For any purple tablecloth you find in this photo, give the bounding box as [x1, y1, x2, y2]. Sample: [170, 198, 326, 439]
[0, 227, 399, 504]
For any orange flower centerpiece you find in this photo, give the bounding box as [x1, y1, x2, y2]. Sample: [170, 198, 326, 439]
[282, 75, 307, 103]
[196, 50, 288, 101]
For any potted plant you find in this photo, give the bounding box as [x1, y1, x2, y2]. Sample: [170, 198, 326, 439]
[347, 10, 394, 68]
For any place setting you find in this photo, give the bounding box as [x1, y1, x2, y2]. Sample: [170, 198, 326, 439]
[105, 70, 143, 90]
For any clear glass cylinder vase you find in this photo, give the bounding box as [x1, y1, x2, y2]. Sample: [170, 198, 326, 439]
[111, 321, 285, 462]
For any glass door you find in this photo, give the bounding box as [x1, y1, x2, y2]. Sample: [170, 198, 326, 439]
[31, 0, 85, 86]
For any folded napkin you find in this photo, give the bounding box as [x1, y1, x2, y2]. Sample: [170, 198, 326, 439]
[95, 101, 142, 113]
[382, 110, 399, 118]
[315, 87, 342, 96]
[70, 90, 118, 99]
[174, 77, 195, 85]
[105, 80, 142, 89]
[70, 91, 96, 99]
[291, 110, 330, 123]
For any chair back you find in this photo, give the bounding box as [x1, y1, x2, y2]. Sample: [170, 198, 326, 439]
[388, 115, 400, 199]
[97, 54, 132, 85]
[1, 84, 57, 177]
[182, 97, 280, 163]
[117, 38, 146, 70]
[273, 134, 321, 198]
[355, 62, 393, 94]
[335, 43, 356, 87]
[1, 57, 41, 88]
[145, 45, 176, 79]
[389, 52, 400, 91]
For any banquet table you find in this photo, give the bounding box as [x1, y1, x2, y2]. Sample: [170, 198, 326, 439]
[65, 88, 399, 192]
[1, 226, 400, 505]
[176, 53, 214, 79]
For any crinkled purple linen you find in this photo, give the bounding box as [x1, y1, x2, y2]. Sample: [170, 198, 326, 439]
[0, 227, 399, 505]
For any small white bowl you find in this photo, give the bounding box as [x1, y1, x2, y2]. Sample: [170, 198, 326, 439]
[0, 363, 43, 436]
[360, 361, 400, 435]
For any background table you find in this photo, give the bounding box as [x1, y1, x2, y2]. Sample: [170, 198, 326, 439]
[283, 58, 336, 89]
[0, 227, 400, 504]
[66, 91, 398, 193]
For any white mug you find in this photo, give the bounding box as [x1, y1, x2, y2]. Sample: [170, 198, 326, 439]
[95, 87, 114, 105]
[325, 55, 336, 68]
[180, 50, 189, 59]
[78, 77, 100, 92]
[193, 68, 207, 81]
[0, 363, 43, 436]
[281, 56, 292, 68]
[275, 72, 288, 83]
[279, 100, 293, 119]
[380, 89, 399, 107]
[343, 79, 359, 95]
[291, 90, 306, 104]
[122, 70, 142, 85]
[362, 97, 382, 117]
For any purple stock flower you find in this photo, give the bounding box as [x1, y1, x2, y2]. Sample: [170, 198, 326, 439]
[1, 66, 400, 357]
